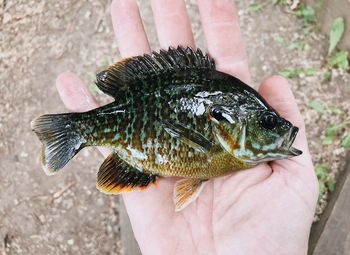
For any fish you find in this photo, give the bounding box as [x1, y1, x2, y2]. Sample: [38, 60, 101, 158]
[31, 46, 302, 211]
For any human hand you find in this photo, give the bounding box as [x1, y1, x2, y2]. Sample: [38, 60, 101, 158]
[56, 1, 319, 254]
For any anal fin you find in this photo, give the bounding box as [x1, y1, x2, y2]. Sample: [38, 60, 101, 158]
[173, 179, 206, 212]
[97, 153, 158, 194]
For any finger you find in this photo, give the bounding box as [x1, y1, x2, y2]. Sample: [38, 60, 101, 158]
[258, 75, 311, 164]
[151, 0, 195, 48]
[56, 71, 99, 112]
[198, 0, 250, 82]
[56, 71, 111, 158]
[111, 0, 151, 57]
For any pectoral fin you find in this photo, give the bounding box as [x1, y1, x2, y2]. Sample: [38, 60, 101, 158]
[97, 153, 158, 193]
[163, 120, 212, 153]
[173, 179, 206, 212]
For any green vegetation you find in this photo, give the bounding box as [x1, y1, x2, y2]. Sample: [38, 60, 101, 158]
[328, 17, 345, 56]
[268, 0, 350, 212]
[309, 100, 344, 115]
[323, 121, 350, 146]
[248, 3, 266, 12]
[288, 41, 310, 51]
[278, 67, 317, 78]
[315, 163, 335, 201]
[290, 4, 316, 24]
[327, 17, 349, 71]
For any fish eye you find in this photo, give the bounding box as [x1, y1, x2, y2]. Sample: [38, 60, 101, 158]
[260, 114, 277, 130]
[211, 108, 226, 122]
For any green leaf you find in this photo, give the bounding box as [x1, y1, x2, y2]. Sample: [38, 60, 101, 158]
[328, 50, 349, 70]
[278, 67, 317, 78]
[328, 17, 345, 56]
[304, 68, 317, 76]
[323, 70, 332, 81]
[326, 178, 335, 192]
[323, 135, 335, 145]
[288, 41, 309, 51]
[274, 35, 284, 44]
[323, 127, 337, 145]
[318, 181, 325, 202]
[278, 69, 298, 78]
[315, 163, 330, 179]
[341, 132, 350, 148]
[323, 121, 350, 145]
[327, 105, 344, 115]
[294, 4, 316, 23]
[309, 99, 325, 113]
[248, 3, 264, 11]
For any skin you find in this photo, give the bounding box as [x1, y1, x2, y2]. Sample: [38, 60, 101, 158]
[55, 0, 319, 254]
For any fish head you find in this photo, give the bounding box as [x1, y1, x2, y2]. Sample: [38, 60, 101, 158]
[209, 104, 302, 164]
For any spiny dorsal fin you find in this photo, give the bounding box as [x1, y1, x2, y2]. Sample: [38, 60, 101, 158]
[173, 179, 206, 212]
[96, 46, 215, 98]
[96, 153, 158, 194]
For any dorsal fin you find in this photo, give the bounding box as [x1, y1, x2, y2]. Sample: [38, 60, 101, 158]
[96, 46, 215, 98]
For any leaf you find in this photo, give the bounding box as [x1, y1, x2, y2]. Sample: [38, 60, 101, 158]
[319, 182, 325, 194]
[315, 163, 331, 179]
[341, 132, 350, 148]
[248, 3, 264, 11]
[278, 67, 317, 78]
[328, 50, 349, 70]
[309, 100, 325, 113]
[323, 70, 332, 81]
[294, 4, 315, 23]
[323, 135, 335, 145]
[328, 17, 345, 56]
[326, 178, 335, 192]
[323, 121, 350, 145]
[327, 105, 344, 115]
[278, 69, 298, 78]
[274, 35, 284, 44]
[304, 68, 317, 76]
[288, 41, 309, 50]
[323, 126, 337, 145]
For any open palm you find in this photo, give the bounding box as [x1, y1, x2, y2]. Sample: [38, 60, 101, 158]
[56, 1, 319, 254]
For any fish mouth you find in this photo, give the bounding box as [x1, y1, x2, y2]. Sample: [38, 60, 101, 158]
[282, 126, 302, 156]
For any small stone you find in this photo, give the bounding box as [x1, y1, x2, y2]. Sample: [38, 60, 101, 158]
[20, 152, 28, 158]
[39, 214, 46, 223]
[67, 239, 74, 245]
[3, 13, 12, 24]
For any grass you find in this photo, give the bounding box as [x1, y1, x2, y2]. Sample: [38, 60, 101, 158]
[315, 163, 335, 201]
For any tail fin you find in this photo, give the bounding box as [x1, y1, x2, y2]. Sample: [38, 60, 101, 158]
[31, 113, 86, 175]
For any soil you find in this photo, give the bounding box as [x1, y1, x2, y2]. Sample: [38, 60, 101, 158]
[1, 0, 349, 254]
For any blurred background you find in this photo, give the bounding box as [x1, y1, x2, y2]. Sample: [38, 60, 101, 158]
[1, 0, 349, 254]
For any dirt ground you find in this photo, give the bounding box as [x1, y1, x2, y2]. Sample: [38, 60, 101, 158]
[1, 0, 349, 254]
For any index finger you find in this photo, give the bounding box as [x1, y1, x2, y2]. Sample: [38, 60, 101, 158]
[111, 0, 151, 57]
[198, 0, 250, 82]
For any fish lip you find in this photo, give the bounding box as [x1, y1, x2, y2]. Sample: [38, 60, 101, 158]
[287, 127, 299, 148]
[289, 146, 302, 156]
[284, 126, 302, 156]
